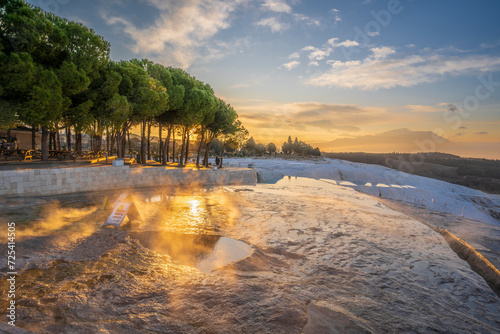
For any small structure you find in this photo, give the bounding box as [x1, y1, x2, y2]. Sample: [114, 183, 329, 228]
[102, 193, 142, 228]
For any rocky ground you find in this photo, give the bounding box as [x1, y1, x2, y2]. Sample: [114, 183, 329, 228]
[377, 198, 500, 271]
[1, 178, 499, 333]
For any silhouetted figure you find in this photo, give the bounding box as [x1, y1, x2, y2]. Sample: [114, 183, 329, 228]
[215, 156, 220, 167]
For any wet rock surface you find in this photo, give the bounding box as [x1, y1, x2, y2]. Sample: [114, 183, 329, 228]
[0, 180, 499, 333]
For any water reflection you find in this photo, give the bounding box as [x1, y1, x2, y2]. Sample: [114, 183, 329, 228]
[129, 231, 252, 274]
[138, 187, 238, 235]
[145, 194, 163, 203]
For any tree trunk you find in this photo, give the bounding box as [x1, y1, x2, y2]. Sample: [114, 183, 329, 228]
[31, 126, 36, 149]
[165, 125, 172, 164]
[76, 132, 82, 152]
[203, 139, 212, 167]
[110, 131, 115, 156]
[116, 132, 120, 158]
[121, 133, 126, 158]
[117, 128, 127, 159]
[178, 127, 186, 167]
[41, 127, 49, 161]
[48, 132, 54, 150]
[66, 126, 71, 151]
[147, 122, 152, 161]
[219, 142, 226, 168]
[140, 120, 146, 164]
[196, 130, 204, 167]
[158, 122, 163, 164]
[92, 135, 97, 152]
[106, 128, 109, 154]
[185, 129, 190, 165]
[56, 128, 61, 150]
[127, 129, 131, 157]
[172, 127, 176, 163]
[163, 138, 168, 165]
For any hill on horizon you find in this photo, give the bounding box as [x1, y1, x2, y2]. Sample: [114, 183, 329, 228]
[315, 128, 500, 160]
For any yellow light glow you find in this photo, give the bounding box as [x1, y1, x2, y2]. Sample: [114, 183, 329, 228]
[191, 198, 201, 214]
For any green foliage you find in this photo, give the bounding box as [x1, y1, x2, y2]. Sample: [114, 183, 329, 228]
[19, 68, 63, 128]
[267, 142, 277, 154]
[86, 61, 128, 130]
[0, 1, 246, 161]
[243, 137, 270, 156]
[223, 120, 248, 150]
[207, 100, 238, 141]
[210, 138, 222, 155]
[245, 137, 256, 151]
[255, 144, 267, 156]
[282, 136, 320, 156]
[0, 0, 110, 156]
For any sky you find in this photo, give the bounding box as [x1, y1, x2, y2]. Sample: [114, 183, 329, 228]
[28, 0, 500, 155]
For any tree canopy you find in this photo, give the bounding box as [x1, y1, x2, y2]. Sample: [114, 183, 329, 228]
[0, 0, 110, 158]
[0, 0, 247, 164]
[282, 136, 321, 156]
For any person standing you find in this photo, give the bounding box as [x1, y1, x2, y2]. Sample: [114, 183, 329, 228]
[12, 137, 19, 150]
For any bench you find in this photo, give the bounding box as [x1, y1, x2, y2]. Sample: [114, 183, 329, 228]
[18, 149, 34, 161]
[0, 149, 17, 160]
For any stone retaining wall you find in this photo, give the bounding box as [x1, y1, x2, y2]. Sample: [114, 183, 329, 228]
[0, 166, 257, 197]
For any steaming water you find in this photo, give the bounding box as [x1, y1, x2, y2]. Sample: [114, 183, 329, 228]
[129, 231, 252, 273]
[2, 181, 500, 333]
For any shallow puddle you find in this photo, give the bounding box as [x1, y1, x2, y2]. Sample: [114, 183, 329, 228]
[129, 231, 252, 273]
[267, 176, 342, 191]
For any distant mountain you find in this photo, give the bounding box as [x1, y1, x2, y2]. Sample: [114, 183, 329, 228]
[128, 133, 161, 143]
[316, 128, 500, 159]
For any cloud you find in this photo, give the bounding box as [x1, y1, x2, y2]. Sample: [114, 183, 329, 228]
[103, 0, 244, 69]
[371, 46, 396, 59]
[293, 14, 321, 27]
[287, 121, 307, 131]
[328, 38, 359, 47]
[301, 46, 316, 52]
[279, 60, 300, 70]
[284, 38, 358, 67]
[306, 47, 500, 90]
[305, 120, 360, 132]
[307, 48, 332, 61]
[260, 1, 321, 30]
[256, 17, 290, 32]
[235, 101, 388, 134]
[331, 8, 341, 26]
[406, 104, 448, 113]
[447, 104, 459, 113]
[282, 102, 387, 131]
[475, 131, 489, 135]
[479, 40, 500, 49]
[262, 0, 292, 14]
